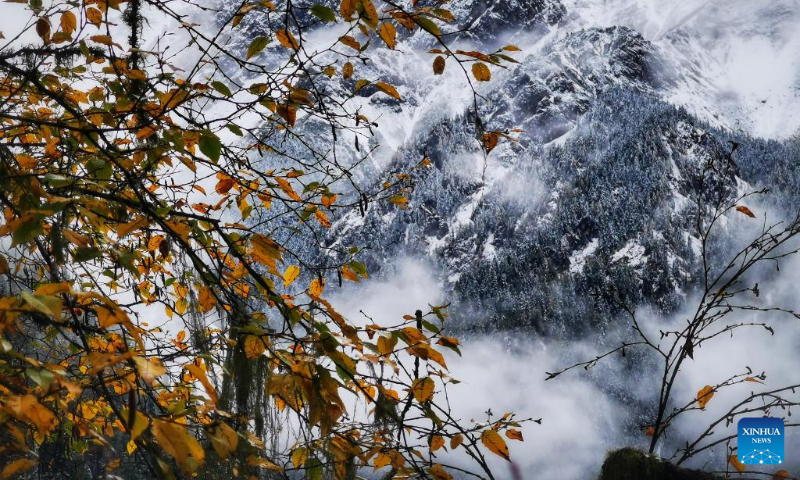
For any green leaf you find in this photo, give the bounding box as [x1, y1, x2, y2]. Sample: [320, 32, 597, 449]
[246, 36, 268, 60]
[211, 81, 233, 97]
[73, 247, 100, 263]
[310, 4, 337, 22]
[305, 457, 323, 480]
[11, 215, 45, 246]
[199, 132, 222, 163]
[227, 124, 243, 136]
[415, 16, 441, 37]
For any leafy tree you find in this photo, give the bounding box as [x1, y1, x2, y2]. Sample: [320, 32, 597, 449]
[0, 0, 525, 478]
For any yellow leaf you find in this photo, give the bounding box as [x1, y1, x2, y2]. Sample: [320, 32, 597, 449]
[291, 447, 308, 469]
[133, 357, 166, 384]
[186, 363, 218, 404]
[450, 434, 463, 449]
[283, 265, 300, 287]
[121, 408, 150, 442]
[276, 29, 299, 50]
[429, 464, 453, 480]
[208, 422, 238, 460]
[505, 429, 524, 441]
[411, 377, 435, 403]
[696, 385, 714, 409]
[373, 452, 391, 470]
[736, 205, 756, 218]
[402, 327, 426, 345]
[481, 429, 510, 461]
[309, 278, 324, 296]
[472, 62, 491, 82]
[34, 282, 71, 296]
[152, 419, 205, 473]
[1, 459, 36, 479]
[378, 22, 396, 49]
[6, 395, 57, 434]
[728, 455, 746, 473]
[246, 455, 283, 471]
[744, 376, 764, 384]
[377, 335, 397, 356]
[243, 335, 267, 359]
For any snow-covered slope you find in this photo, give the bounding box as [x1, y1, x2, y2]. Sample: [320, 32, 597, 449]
[235, 0, 800, 333]
[563, 0, 800, 139]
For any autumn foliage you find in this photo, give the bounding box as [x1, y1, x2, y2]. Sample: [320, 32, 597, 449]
[0, 0, 525, 478]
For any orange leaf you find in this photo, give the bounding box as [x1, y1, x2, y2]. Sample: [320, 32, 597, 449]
[378, 22, 397, 49]
[697, 385, 714, 409]
[276, 29, 299, 50]
[728, 455, 746, 473]
[430, 435, 445, 452]
[481, 429, 510, 461]
[505, 429, 524, 441]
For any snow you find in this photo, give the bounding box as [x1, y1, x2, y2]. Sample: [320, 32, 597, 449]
[562, 0, 800, 139]
[611, 240, 647, 267]
[568, 238, 599, 274]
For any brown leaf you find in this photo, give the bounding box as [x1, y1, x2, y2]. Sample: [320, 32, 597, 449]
[433, 55, 446, 75]
[343, 62, 354, 79]
[339, 35, 361, 51]
[36, 18, 51, 43]
[472, 62, 491, 82]
[736, 205, 756, 218]
[505, 429, 524, 441]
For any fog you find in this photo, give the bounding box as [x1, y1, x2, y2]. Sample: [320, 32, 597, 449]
[327, 253, 800, 479]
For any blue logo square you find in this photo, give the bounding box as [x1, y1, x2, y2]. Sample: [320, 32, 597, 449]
[738, 417, 785, 465]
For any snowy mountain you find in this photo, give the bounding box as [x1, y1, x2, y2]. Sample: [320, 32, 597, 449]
[237, 0, 800, 334]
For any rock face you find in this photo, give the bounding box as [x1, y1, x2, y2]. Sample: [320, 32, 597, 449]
[599, 449, 721, 480]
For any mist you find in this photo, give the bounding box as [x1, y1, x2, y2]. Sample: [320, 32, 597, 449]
[327, 248, 800, 478]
